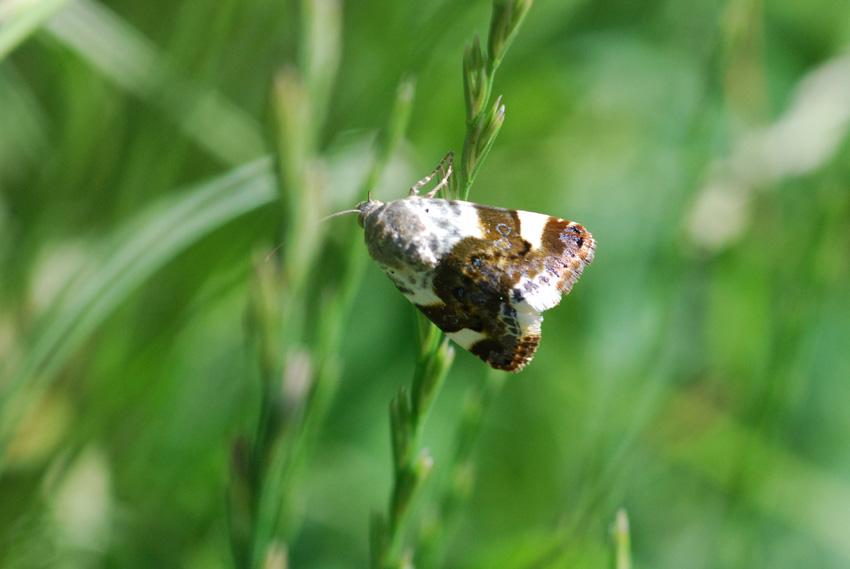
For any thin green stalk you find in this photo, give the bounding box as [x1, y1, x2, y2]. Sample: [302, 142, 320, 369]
[383, 2, 533, 566]
[372, 324, 454, 569]
[226, 0, 346, 566]
[227, 34, 416, 564]
[457, 0, 533, 199]
[416, 370, 506, 569]
[613, 509, 632, 569]
[264, 76, 419, 545]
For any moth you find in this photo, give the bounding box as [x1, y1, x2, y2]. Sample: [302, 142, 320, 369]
[341, 152, 595, 372]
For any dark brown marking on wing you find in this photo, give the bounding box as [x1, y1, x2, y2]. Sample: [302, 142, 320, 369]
[470, 334, 540, 372]
[476, 207, 529, 256]
[542, 217, 594, 262]
[539, 217, 595, 294]
[411, 208, 535, 371]
[416, 205, 595, 372]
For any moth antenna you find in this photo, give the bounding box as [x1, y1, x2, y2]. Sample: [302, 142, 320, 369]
[264, 243, 285, 262]
[318, 209, 360, 223]
[266, 207, 360, 262]
[410, 151, 455, 196]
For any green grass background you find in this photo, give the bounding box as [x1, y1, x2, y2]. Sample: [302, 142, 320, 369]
[2, 0, 850, 567]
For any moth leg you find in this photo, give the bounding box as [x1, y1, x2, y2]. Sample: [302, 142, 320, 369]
[423, 153, 454, 198]
[410, 151, 455, 196]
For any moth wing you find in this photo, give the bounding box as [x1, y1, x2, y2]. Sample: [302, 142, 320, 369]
[441, 305, 543, 372]
[509, 209, 596, 313]
[364, 199, 594, 372]
[373, 253, 542, 372]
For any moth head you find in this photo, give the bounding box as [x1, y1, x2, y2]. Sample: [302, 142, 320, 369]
[354, 196, 384, 228]
[319, 193, 384, 228]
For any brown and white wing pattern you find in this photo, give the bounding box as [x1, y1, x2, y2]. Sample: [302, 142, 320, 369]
[358, 196, 595, 372]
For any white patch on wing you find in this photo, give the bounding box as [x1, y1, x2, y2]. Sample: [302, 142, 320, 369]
[416, 198, 485, 247]
[401, 283, 442, 305]
[446, 328, 487, 350]
[515, 274, 564, 313]
[380, 264, 443, 305]
[379, 198, 485, 266]
[447, 328, 488, 350]
[515, 309, 544, 337]
[515, 210, 550, 251]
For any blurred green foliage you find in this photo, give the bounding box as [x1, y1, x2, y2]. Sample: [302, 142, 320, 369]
[2, 0, 850, 568]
